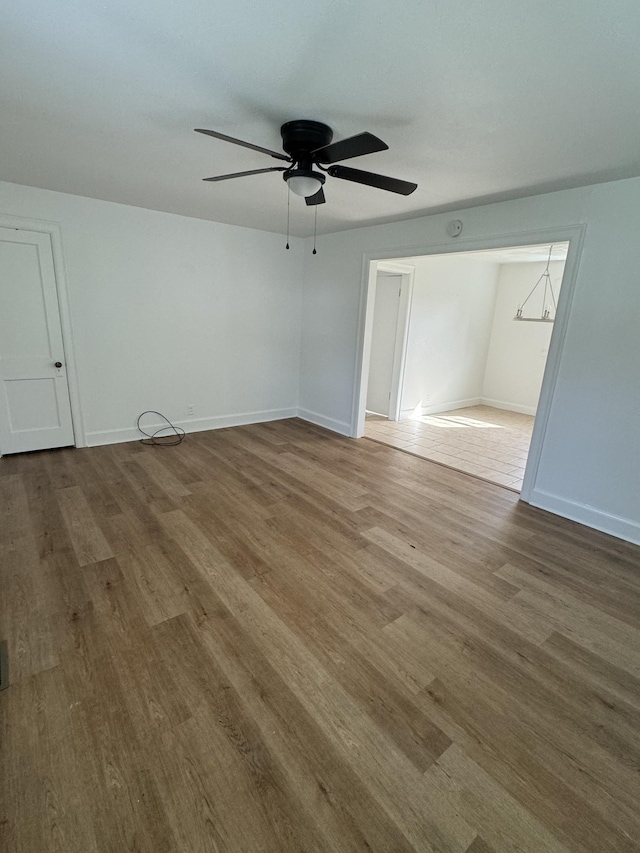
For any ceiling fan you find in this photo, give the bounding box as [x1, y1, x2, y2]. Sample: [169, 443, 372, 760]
[195, 120, 418, 205]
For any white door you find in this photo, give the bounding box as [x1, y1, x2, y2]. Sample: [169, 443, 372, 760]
[0, 227, 75, 454]
[366, 274, 402, 417]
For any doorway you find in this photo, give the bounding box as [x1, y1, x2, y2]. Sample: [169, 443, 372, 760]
[364, 261, 414, 423]
[0, 226, 76, 454]
[358, 242, 570, 494]
[366, 272, 402, 417]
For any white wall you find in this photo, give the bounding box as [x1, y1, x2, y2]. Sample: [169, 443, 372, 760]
[482, 261, 565, 415]
[0, 180, 304, 447]
[2, 175, 639, 546]
[300, 178, 640, 545]
[400, 255, 499, 416]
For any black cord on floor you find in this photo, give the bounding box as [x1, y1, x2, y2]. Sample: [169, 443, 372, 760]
[137, 410, 185, 446]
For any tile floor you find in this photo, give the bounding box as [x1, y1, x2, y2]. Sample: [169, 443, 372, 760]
[364, 405, 535, 491]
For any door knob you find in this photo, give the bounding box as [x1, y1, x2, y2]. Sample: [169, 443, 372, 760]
[54, 361, 63, 368]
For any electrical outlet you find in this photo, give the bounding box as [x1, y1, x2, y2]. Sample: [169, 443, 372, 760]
[187, 404, 194, 416]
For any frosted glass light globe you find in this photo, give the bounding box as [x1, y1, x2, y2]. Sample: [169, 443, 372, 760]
[287, 174, 323, 197]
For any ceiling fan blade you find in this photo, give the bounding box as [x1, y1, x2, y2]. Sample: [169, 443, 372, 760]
[313, 132, 388, 164]
[195, 128, 291, 162]
[203, 167, 287, 182]
[305, 187, 326, 206]
[327, 165, 417, 195]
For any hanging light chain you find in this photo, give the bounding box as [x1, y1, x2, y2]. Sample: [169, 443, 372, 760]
[285, 184, 291, 250]
[285, 188, 320, 255]
[312, 205, 318, 255]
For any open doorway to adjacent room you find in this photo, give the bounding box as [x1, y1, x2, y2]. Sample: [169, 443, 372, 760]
[362, 242, 569, 492]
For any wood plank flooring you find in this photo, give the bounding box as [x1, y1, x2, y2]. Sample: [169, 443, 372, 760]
[1, 417, 640, 852]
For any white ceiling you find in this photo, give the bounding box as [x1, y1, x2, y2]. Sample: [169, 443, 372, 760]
[390, 242, 569, 269]
[2, 1, 640, 237]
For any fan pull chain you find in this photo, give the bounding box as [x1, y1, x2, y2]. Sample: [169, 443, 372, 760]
[285, 184, 291, 250]
[312, 205, 318, 255]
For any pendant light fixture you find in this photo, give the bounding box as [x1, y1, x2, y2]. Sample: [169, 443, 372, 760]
[514, 245, 558, 323]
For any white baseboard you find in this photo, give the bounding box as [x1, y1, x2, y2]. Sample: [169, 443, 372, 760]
[399, 397, 538, 418]
[481, 397, 538, 416]
[399, 408, 415, 420]
[529, 488, 640, 546]
[400, 398, 481, 419]
[84, 408, 298, 447]
[297, 408, 352, 436]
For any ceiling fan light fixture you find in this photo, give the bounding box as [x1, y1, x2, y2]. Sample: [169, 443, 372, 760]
[285, 169, 325, 198]
[196, 120, 418, 209]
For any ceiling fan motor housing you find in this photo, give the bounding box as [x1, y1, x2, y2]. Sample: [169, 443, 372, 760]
[281, 120, 331, 196]
[280, 120, 333, 164]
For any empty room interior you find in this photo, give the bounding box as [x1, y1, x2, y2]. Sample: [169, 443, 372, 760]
[364, 243, 568, 492]
[1, 2, 640, 852]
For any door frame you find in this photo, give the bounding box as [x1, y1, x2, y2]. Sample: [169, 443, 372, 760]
[0, 214, 86, 451]
[366, 261, 415, 422]
[351, 224, 587, 505]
